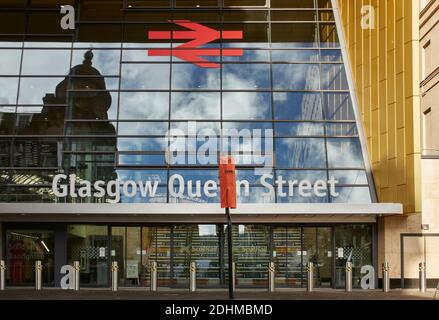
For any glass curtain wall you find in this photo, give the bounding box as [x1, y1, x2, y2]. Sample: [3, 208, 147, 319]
[0, 0, 374, 206]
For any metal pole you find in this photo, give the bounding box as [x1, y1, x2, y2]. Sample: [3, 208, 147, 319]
[73, 261, 80, 291]
[382, 262, 390, 293]
[226, 207, 234, 300]
[189, 261, 196, 292]
[111, 261, 118, 292]
[35, 260, 42, 291]
[345, 262, 353, 292]
[150, 261, 158, 292]
[232, 262, 236, 292]
[0, 260, 5, 291]
[268, 262, 275, 292]
[419, 262, 427, 293]
[307, 262, 314, 292]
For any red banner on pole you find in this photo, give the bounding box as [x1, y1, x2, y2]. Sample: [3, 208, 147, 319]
[219, 156, 237, 209]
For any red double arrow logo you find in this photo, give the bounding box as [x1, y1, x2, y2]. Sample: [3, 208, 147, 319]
[148, 20, 243, 68]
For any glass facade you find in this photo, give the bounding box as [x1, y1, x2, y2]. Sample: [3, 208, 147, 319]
[0, 0, 374, 205]
[0, 1, 378, 290]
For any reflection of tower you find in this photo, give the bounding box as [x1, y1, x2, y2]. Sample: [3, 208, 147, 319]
[289, 63, 321, 168]
[63, 50, 117, 186]
[15, 50, 117, 201]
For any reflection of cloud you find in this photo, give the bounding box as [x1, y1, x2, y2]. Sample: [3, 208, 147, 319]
[277, 138, 326, 168]
[172, 64, 220, 89]
[171, 92, 220, 120]
[332, 187, 371, 204]
[223, 92, 271, 120]
[72, 50, 120, 75]
[119, 92, 169, 119]
[273, 64, 320, 90]
[121, 64, 169, 89]
[326, 139, 363, 168]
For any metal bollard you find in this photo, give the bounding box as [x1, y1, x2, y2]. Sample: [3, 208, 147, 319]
[111, 261, 118, 292]
[35, 260, 42, 291]
[73, 261, 80, 291]
[0, 260, 5, 291]
[268, 262, 275, 292]
[382, 262, 390, 293]
[150, 261, 158, 292]
[232, 262, 236, 292]
[306, 262, 314, 292]
[419, 262, 427, 293]
[189, 262, 196, 292]
[345, 262, 353, 292]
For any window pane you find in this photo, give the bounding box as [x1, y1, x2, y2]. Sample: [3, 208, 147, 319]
[18, 77, 65, 104]
[175, 0, 218, 7]
[0, 50, 22, 75]
[118, 154, 165, 166]
[323, 93, 355, 120]
[275, 138, 326, 168]
[274, 92, 323, 120]
[222, 49, 269, 62]
[275, 122, 324, 136]
[14, 139, 59, 167]
[22, 50, 70, 75]
[0, 107, 15, 135]
[119, 92, 169, 120]
[223, 64, 270, 89]
[222, 24, 268, 48]
[327, 138, 364, 168]
[331, 187, 371, 204]
[271, 0, 315, 8]
[116, 169, 167, 183]
[321, 64, 348, 90]
[271, 49, 319, 62]
[320, 49, 342, 62]
[172, 64, 220, 89]
[223, 92, 271, 120]
[118, 137, 166, 151]
[326, 123, 358, 136]
[118, 122, 168, 136]
[329, 170, 368, 185]
[319, 23, 339, 48]
[273, 64, 320, 90]
[271, 11, 317, 21]
[0, 77, 18, 104]
[171, 92, 220, 120]
[271, 23, 317, 48]
[121, 64, 170, 89]
[72, 50, 121, 76]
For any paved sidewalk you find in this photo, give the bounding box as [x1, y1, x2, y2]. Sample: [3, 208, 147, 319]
[0, 288, 437, 300]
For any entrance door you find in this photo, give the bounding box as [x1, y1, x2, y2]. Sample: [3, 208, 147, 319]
[302, 227, 332, 288]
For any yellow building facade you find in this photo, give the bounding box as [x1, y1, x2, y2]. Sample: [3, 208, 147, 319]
[336, 0, 439, 285]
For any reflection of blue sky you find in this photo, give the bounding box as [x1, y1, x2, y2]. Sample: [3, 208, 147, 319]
[276, 170, 327, 181]
[0, 77, 18, 104]
[0, 49, 22, 75]
[327, 138, 364, 168]
[118, 137, 166, 151]
[22, 50, 70, 75]
[223, 92, 271, 120]
[223, 64, 270, 89]
[118, 154, 165, 166]
[274, 92, 323, 120]
[18, 77, 64, 104]
[273, 64, 319, 90]
[275, 138, 326, 168]
[172, 64, 220, 89]
[119, 92, 169, 120]
[171, 92, 220, 120]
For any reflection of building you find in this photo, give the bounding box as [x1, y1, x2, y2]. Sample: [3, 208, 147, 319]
[0, 0, 432, 292]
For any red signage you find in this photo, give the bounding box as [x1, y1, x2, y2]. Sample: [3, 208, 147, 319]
[148, 20, 243, 68]
[219, 156, 237, 209]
